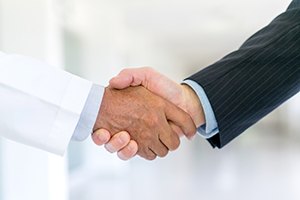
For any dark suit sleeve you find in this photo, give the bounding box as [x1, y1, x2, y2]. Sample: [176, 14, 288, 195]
[186, 0, 300, 148]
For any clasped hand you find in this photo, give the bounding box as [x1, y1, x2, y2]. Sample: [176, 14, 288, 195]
[92, 68, 204, 160]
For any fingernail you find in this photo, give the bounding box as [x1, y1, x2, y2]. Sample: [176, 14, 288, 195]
[118, 132, 129, 143]
[118, 152, 128, 161]
[97, 133, 107, 143]
[105, 143, 116, 153]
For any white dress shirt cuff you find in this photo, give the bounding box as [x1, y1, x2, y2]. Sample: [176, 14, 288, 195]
[72, 84, 104, 141]
[183, 80, 219, 138]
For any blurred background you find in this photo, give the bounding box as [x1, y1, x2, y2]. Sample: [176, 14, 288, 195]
[0, 0, 299, 199]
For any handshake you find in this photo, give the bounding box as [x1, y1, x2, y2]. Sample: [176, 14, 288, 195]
[91, 67, 205, 160]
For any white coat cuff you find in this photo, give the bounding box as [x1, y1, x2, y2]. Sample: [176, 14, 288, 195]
[72, 84, 104, 141]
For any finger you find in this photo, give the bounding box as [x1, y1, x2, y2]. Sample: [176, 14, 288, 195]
[138, 147, 157, 161]
[169, 122, 184, 137]
[145, 148, 157, 160]
[92, 129, 111, 145]
[117, 140, 138, 160]
[164, 101, 196, 139]
[158, 120, 181, 151]
[105, 131, 131, 153]
[149, 140, 169, 158]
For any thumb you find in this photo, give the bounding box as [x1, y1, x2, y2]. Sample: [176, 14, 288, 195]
[109, 68, 149, 89]
[109, 74, 134, 89]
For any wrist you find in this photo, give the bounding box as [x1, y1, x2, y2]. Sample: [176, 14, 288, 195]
[180, 84, 205, 127]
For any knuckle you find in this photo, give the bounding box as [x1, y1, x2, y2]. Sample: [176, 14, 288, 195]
[120, 68, 130, 74]
[151, 115, 160, 126]
[144, 114, 160, 128]
[143, 66, 153, 73]
[137, 130, 152, 142]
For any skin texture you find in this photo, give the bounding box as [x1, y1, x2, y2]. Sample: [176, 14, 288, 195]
[93, 85, 196, 160]
[92, 67, 205, 160]
[109, 67, 204, 126]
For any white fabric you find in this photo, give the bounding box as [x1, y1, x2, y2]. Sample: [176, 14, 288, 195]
[72, 85, 104, 141]
[0, 52, 93, 155]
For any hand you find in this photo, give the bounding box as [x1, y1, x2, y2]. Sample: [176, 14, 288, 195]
[92, 129, 138, 160]
[93, 67, 204, 160]
[109, 67, 204, 125]
[93, 86, 196, 160]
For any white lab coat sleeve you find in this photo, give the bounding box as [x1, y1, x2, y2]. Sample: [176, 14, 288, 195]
[0, 52, 94, 155]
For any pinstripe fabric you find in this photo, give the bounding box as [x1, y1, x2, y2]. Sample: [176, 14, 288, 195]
[186, 0, 300, 148]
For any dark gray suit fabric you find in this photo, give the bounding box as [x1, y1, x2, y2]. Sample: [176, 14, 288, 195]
[187, 0, 300, 148]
